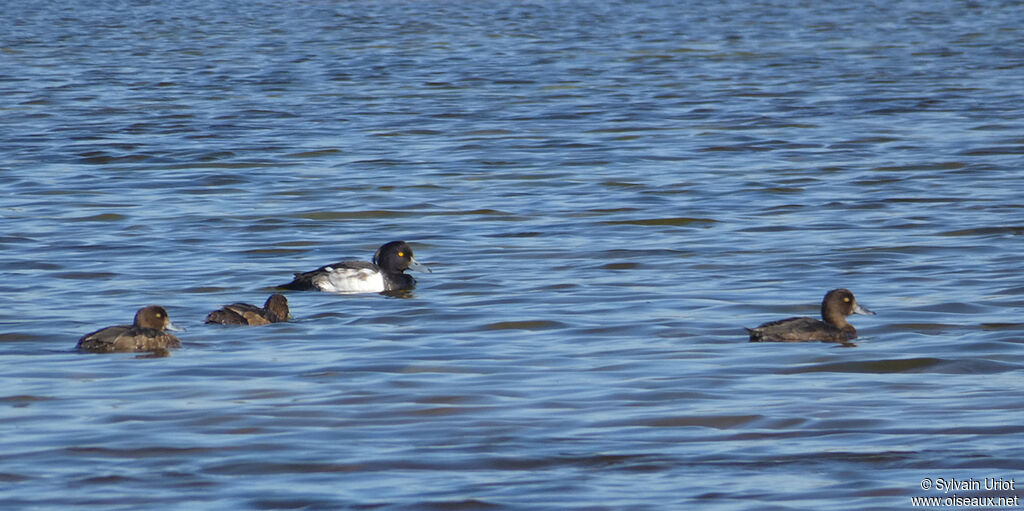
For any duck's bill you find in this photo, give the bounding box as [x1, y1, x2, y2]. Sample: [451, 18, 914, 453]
[853, 303, 875, 315]
[165, 320, 186, 332]
[408, 258, 432, 273]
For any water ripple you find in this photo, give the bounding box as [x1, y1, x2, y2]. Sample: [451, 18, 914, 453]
[3, 0, 1024, 509]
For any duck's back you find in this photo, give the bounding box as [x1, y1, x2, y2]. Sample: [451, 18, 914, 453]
[206, 303, 279, 325]
[747, 316, 854, 343]
[77, 326, 182, 352]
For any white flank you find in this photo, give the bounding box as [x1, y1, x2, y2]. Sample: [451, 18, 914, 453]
[313, 267, 385, 293]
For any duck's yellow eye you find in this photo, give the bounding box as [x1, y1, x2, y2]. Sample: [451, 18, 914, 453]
[156, 313, 163, 317]
[398, 252, 405, 257]
[843, 297, 850, 303]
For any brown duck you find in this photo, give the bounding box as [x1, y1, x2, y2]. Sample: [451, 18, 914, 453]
[746, 288, 875, 343]
[205, 293, 289, 326]
[77, 305, 182, 353]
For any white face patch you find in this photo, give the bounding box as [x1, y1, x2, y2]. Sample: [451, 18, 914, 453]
[314, 267, 385, 293]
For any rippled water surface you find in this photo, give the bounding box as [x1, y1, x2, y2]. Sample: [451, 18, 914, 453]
[3, 0, 1024, 509]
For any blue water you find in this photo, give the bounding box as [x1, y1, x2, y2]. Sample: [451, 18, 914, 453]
[2, 0, 1024, 509]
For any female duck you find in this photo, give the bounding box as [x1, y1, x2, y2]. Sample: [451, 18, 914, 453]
[280, 240, 429, 293]
[747, 288, 875, 343]
[205, 293, 289, 326]
[77, 305, 182, 353]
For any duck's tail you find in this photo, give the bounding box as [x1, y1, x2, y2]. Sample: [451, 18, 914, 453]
[745, 327, 764, 342]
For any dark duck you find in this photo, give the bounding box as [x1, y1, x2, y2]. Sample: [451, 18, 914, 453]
[280, 241, 428, 293]
[77, 305, 183, 353]
[746, 288, 875, 343]
[205, 293, 290, 326]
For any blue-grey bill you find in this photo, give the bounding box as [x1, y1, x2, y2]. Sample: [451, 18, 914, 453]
[409, 258, 431, 273]
[853, 302, 875, 315]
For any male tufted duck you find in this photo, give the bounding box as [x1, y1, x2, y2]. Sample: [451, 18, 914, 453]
[77, 305, 183, 353]
[746, 288, 875, 343]
[205, 293, 289, 326]
[279, 240, 429, 293]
